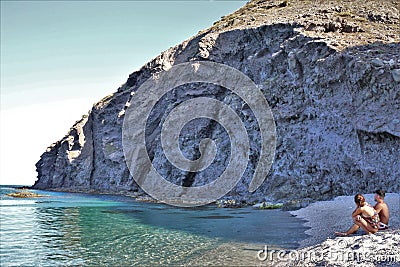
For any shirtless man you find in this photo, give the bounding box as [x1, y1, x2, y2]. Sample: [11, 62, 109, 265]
[373, 189, 390, 230]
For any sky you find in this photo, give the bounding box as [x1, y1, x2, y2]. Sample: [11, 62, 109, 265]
[0, 0, 247, 185]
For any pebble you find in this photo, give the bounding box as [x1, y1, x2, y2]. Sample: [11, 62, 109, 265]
[371, 58, 384, 67]
[391, 69, 400, 82]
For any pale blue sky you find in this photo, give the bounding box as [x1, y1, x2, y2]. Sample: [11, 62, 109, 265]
[0, 0, 246, 185]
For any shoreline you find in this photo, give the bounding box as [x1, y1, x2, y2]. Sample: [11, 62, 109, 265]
[186, 193, 400, 266]
[10, 185, 398, 212]
[3, 185, 398, 265]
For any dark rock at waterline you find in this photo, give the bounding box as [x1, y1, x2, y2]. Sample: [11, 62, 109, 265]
[33, 0, 400, 205]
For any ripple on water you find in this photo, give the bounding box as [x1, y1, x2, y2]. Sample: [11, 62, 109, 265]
[0, 188, 309, 266]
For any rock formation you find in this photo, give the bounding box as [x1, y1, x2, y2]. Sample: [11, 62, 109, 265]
[7, 189, 46, 198]
[33, 0, 400, 206]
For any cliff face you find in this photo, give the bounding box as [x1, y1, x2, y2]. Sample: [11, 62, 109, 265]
[33, 0, 400, 204]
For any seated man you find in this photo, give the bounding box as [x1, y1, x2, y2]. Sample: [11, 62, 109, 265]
[374, 189, 390, 230]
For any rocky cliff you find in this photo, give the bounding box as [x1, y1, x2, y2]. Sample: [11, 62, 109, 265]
[33, 0, 400, 206]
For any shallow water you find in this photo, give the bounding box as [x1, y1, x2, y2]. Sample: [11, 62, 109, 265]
[0, 186, 309, 266]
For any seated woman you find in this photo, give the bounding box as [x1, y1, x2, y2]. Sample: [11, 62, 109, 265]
[335, 194, 379, 236]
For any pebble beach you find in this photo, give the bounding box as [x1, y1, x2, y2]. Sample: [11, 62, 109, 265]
[276, 193, 400, 266]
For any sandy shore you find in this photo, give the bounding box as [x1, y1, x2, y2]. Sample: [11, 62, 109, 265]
[272, 193, 400, 266]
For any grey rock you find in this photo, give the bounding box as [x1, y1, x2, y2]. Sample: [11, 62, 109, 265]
[33, 0, 400, 205]
[371, 58, 384, 67]
[391, 69, 400, 82]
[320, 185, 331, 195]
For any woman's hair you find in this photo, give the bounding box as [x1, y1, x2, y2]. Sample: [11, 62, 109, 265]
[354, 194, 366, 206]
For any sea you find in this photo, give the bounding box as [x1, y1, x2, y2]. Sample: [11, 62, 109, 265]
[0, 185, 309, 266]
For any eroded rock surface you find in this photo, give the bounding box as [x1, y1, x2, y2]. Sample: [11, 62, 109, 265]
[33, 0, 400, 205]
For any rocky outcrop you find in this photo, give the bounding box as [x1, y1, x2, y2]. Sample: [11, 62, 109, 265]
[33, 0, 400, 205]
[7, 189, 47, 198]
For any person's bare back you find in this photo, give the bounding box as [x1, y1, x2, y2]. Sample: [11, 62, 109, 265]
[374, 189, 390, 229]
[374, 202, 389, 224]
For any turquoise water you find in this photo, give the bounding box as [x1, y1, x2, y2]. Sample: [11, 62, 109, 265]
[0, 186, 309, 266]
